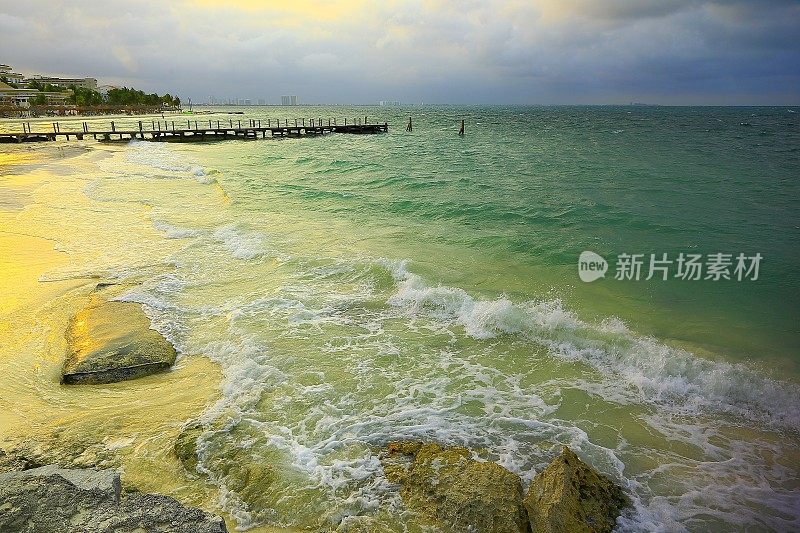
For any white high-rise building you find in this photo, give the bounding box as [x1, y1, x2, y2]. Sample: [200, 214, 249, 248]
[281, 95, 298, 106]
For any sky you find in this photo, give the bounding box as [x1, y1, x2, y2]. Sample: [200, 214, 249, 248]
[1, 0, 798, 105]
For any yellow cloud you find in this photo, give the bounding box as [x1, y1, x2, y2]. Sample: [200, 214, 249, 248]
[188, 0, 370, 21]
[112, 45, 138, 73]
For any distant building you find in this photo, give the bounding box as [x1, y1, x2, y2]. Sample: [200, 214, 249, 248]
[0, 80, 36, 107]
[257, 98, 266, 105]
[97, 85, 119, 96]
[0, 80, 70, 108]
[379, 100, 401, 106]
[26, 75, 97, 90]
[0, 64, 24, 85]
[281, 95, 298, 106]
[244, 99, 251, 105]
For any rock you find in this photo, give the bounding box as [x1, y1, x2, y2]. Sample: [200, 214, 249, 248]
[0, 449, 42, 474]
[380, 441, 527, 533]
[0, 465, 227, 532]
[336, 515, 396, 532]
[175, 421, 205, 476]
[524, 447, 629, 533]
[174, 422, 280, 506]
[62, 298, 177, 384]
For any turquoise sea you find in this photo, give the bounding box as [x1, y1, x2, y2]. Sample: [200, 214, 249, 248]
[1, 105, 799, 531]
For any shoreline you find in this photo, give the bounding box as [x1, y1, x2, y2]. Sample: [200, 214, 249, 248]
[1, 121, 798, 531]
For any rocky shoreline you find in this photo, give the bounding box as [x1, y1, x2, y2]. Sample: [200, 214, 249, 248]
[0, 465, 226, 532]
[0, 286, 630, 532]
[378, 441, 629, 533]
[1, 440, 629, 532]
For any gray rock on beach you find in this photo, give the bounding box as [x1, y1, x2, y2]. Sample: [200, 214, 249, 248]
[61, 297, 177, 384]
[0, 465, 227, 532]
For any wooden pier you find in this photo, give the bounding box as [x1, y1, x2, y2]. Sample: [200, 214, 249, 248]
[0, 118, 388, 143]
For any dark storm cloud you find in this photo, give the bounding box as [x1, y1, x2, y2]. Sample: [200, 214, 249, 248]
[0, 0, 797, 104]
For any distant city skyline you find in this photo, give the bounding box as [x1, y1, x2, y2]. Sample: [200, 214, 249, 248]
[1, 1, 798, 105]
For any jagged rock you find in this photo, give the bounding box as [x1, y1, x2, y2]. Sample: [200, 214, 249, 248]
[524, 447, 629, 533]
[175, 421, 205, 476]
[61, 298, 177, 384]
[336, 515, 396, 532]
[0, 449, 42, 474]
[174, 422, 281, 511]
[0, 465, 227, 532]
[380, 441, 527, 533]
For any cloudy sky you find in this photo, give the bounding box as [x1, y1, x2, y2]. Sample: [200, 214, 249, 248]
[1, 0, 798, 105]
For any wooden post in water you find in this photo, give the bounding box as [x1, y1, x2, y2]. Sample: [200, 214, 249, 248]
[111, 121, 115, 132]
[172, 121, 175, 131]
[229, 119, 233, 127]
[459, 119, 465, 136]
[238, 120, 242, 128]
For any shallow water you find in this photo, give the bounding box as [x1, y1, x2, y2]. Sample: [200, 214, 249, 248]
[1, 105, 799, 531]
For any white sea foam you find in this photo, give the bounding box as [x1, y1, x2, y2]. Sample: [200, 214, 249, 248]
[153, 220, 201, 239]
[383, 259, 800, 431]
[112, 243, 799, 530]
[119, 139, 217, 183]
[213, 224, 267, 260]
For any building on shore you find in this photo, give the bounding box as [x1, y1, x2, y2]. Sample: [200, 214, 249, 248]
[281, 95, 298, 106]
[379, 100, 401, 106]
[97, 85, 119, 96]
[0, 80, 71, 108]
[0, 80, 38, 107]
[25, 75, 98, 90]
[0, 64, 25, 85]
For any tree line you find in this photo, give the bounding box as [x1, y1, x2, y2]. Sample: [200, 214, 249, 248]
[2, 77, 180, 108]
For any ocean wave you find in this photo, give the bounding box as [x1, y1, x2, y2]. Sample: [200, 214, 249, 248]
[212, 224, 268, 260]
[153, 220, 201, 239]
[116, 250, 799, 530]
[382, 259, 800, 431]
[119, 139, 217, 184]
